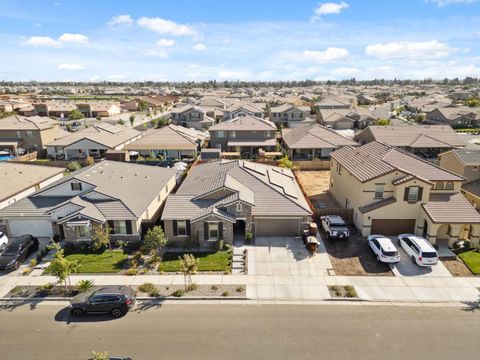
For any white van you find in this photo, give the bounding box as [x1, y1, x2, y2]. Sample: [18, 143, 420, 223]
[397, 234, 438, 267]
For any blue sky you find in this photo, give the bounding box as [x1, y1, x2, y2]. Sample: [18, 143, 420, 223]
[0, 0, 479, 81]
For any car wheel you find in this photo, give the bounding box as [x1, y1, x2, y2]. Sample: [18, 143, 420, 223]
[0, 243, 5, 252]
[111, 308, 124, 318]
[411, 256, 416, 265]
[71, 309, 84, 317]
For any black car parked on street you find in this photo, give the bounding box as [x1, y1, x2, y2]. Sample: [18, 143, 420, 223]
[0, 235, 39, 271]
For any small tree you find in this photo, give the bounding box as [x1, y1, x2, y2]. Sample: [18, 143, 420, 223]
[138, 100, 149, 112]
[179, 254, 199, 291]
[278, 155, 294, 169]
[68, 109, 84, 120]
[85, 156, 95, 166]
[91, 351, 109, 360]
[129, 114, 135, 126]
[117, 119, 125, 126]
[91, 224, 111, 251]
[142, 226, 167, 255]
[66, 161, 81, 172]
[48, 243, 79, 291]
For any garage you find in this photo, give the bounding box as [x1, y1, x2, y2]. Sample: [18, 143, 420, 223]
[255, 218, 301, 237]
[370, 219, 416, 236]
[8, 219, 53, 237]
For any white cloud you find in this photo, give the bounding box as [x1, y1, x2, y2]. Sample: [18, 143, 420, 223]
[137, 17, 196, 36]
[301, 47, 350, 62]
[89, 75, 101, 81]
[25, 36, 60, 47]
[312, 2, 349, 21]
[57, 63, 85, 71]
[365, 40, 456, 59]
[331, 67, 359, 78]
[192, 43, 207, 51]
[108, 14, 134, 27]
[144, 49, 169, 58]
[217, 70, 247, 79]
[108, 74, 126, 80]
[156, 38, 175, 47]
[58, 33, 89, 44]
[427, 0, 477, 6]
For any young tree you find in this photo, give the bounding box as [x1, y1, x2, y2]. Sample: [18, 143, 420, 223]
[142, 226, 167, 255]
[179, 253, 199, 290]
[138, 100, 149, 112]
[68, 109, 84, 120]
[91, 224, 111, 251]
[48, 243, 79, 291]
[91, 351, 109, 360]
[129, 114, 136, 126]
[278, 155, 294, 169]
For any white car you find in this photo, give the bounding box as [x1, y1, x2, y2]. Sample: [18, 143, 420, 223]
[367, 235, 400, 263]
[0, 232, 8, 253]
[397, 234, 438, 267]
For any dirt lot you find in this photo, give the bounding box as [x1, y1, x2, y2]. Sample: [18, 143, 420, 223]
[295, 170, 339, 208]
[442, 259, 474, 277]
[321, 229, 393, 276]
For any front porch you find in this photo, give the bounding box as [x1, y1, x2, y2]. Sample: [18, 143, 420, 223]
[423, 220, 480, 248]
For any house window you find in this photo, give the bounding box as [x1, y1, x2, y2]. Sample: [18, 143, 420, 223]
[407, 187, 419, 202]
[217, 131, 225, 138]
[230, 131, 236, 138]
[265, 131, 271, 137]
[26, 130, 33, 138]
[177, 220, 187, 236]
[473, 166, 478, 171]
[445, 182, 454, 190]
[435, 182, 444, 190]
[236, 203, 242, 212]
[16, 131, 21, 138]
[374, 184, 384, 199]
[71, 182, 82, 191]
[76, 226, 91, 238]
[112, 220, 127, 234]
[209, 222, 219, 240]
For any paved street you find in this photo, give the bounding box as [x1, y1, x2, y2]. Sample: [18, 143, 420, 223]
[0, 304, 478, 360]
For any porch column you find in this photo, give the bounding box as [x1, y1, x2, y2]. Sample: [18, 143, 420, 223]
[448, 224, 462, 247]
[470, 224, 480, 248]
[425, 222, 440, 246]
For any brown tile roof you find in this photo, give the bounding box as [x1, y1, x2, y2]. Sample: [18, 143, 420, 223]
[422, 193, 480, 223]
[282, 123, 358, 149]
[209, 115, 276, 131]
[359, 197, 396, 214]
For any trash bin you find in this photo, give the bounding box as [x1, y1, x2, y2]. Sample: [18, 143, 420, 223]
[309, 222, 318, 236]
[306, 236, 320, 252]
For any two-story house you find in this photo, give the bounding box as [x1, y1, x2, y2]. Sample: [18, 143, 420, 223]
[208, 115, 277, 158]
[439, 148, 480, 211]
[269, 104, 313, 128]
[0, 115, 69, 156]
[330, 141, 480, 247]
[161, 160, 312, 246]
[223, 103, 265, 120]
[170, 104, 215, 130]
[316, 108, 375, 130]
[0, 161, 177, 242]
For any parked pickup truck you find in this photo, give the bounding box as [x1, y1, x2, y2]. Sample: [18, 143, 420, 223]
[320, 215, 349, 240]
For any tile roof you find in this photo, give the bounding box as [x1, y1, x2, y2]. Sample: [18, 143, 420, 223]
[448, 148, 480, 166]
[209, 115, 276, 131]
[422, 193, 480, 223]
[359, 197, 396, 214]
[282, 123, 357, 149]
[0, 115, 59, 131]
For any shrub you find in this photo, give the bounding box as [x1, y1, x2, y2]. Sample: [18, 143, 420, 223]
[29, 259, 38, 268]
[125, 268, 138, 276]
[85, 156, 95, 166]
[344, 285, 357, 298]
[37, 282, 55, 294]
[216, 240, 225, 251]
[186, 283, 199, 292]
[221, 291, 229, 297]
[96, 116, 101, 120]
[92, 351, 109, 360]
[171, 289, 185, 297]
[117, 119, 125, 125]
[211, 285, 219, 291]
[464, 239, 472, 251]
[76, 279, 94, 293]
[245, 232, 253, 243]
[138, 283, 157, 294]
[66, 161, 81, 172]
[236, 286, 244, 293]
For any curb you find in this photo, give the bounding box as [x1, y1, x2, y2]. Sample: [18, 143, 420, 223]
[0, 296, 249, 302]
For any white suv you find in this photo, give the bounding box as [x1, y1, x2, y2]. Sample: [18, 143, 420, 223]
[367, 235, 400, 263]
[0, 232, 8, 253]
[397, 234, 438, 267]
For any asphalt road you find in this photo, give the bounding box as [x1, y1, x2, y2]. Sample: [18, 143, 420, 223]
[0, 303, 478, 360]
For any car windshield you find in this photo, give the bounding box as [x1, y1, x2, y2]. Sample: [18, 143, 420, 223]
[2, 245, 19, 255]
[422, 252, 437, 258]
[382, 249, 398, 257]
[330, 222, 346, 228]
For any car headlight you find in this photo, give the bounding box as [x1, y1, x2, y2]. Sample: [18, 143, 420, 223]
[332, 231, 337, 236]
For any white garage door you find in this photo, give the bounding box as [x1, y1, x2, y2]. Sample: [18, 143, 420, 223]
[255, 218, 301, 237]
[8, 219, 53, 237]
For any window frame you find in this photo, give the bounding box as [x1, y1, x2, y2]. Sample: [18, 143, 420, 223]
[71, 182, 82, 191]
[407, 186, 419, 202]
[177, 220, 187, 236]
[374, 184, 384, 199]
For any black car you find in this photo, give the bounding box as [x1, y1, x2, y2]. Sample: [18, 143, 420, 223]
[0, 235, 39, 271]
[69, 286, 136, 318]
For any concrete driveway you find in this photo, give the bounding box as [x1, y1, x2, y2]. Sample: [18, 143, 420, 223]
[250, 236, 334, 276]
[390, 245, 452, 277]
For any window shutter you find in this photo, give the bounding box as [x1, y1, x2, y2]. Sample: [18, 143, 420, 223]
[126, 221, 132, 234]
[107, 220, 114, 234]
[204, 222, 208, 240]
[219, 222, 223, 239]
[173, 220, 178, 236]
[186, 221, 191, 236]
[417, 187, 423, 202]
[403, 187, 409, 201]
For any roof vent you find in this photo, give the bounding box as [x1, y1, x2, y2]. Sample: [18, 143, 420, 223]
[145, 176, 149, 179]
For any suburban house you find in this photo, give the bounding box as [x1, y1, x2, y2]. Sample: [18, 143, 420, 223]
[281, 123, 358, 160]
[438, 148, 480, 211]
[33, 101, 77, 118]
[0, 161, 177, 241]
[124, 124, 207, 160]
[316, 108, 375, 129]
[356, 94, 378, 105]
[77, 102, 121, 118]
[354, 125, 465, 158]
[170, 104, 215, 130]
[0, 115, 69, 156]
[45, 123, 142, 160]
[425, 107, 476, 128]
[0, 163, 64, 210]
[315, 97, 352, 110]
[329, 141, 480, 247]
[269, 104, 313, 128]
[223, 103, 265, 120]
[161, 160, 312, 246]
[208, 115, 277, 157]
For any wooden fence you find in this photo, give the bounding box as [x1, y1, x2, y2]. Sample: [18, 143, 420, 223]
[292, 159, 330, 170]
[11, 151, 38, 161]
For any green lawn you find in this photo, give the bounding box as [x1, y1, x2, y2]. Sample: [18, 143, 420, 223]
[47, 250, 128, 273]
[158, 251, 232, 272]
[458, 251, 480, 275]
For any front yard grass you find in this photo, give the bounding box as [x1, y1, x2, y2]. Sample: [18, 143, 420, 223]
[458, 251, 480, 275]
[46, 250, 128, 273]
[158, 251, 232, 273]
